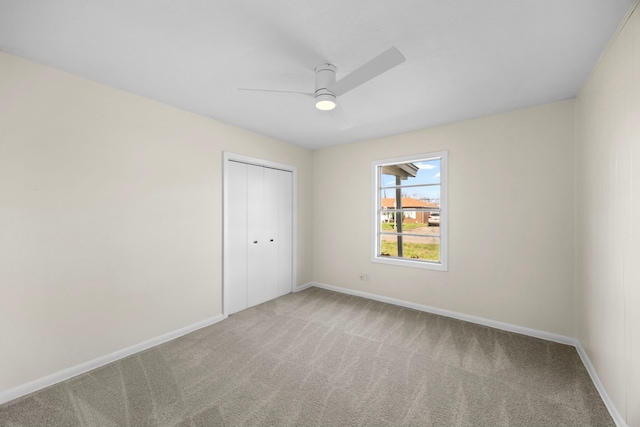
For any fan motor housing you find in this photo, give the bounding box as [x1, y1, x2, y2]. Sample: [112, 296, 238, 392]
[314, 63, 337, 99]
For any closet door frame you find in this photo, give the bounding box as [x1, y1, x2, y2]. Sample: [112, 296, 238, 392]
[222, 152, 297, 318]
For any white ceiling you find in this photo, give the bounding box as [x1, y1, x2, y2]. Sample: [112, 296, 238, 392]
[0, 1, 634, 150]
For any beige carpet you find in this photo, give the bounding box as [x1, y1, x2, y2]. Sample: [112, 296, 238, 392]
[0, 287, 614, 426]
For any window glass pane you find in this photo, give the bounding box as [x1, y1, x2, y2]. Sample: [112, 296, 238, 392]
[379, 236, 440, 262]
[381, 171, 402, 188]
[380, 213, 400, 231]
[380, 187, 441, 210]
[402, 185, 441, 205]
[379, 222, 440, 238]
[381, 159, 441, 187]
[380, 190, 398, 210]
[380, 213, 433, 231]
[379, 235, 399, 257]
[427, 211, 440, 228]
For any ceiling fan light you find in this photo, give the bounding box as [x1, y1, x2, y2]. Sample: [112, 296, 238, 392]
[315, 94, 336, 111]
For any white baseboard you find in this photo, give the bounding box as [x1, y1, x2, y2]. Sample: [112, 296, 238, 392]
[574, 342, 628, 427]
[310, 282, 575, 344]
[308, 282, 627, 427]
[294, 282, 314, 292]
[0, 314, 224, 406]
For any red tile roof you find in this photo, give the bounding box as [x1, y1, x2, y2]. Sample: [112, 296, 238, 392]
[381, 197, 438, 208]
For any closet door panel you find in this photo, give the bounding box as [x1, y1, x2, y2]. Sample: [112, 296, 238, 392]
[226, 161, 248, 315]
[261, 168, 280, 302]
[278, 170, 293, 296]
[247, 164, 268, 307]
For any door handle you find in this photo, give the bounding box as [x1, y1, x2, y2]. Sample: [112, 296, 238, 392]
[270, 239, 274, 242]
[253, 241, 258, 244]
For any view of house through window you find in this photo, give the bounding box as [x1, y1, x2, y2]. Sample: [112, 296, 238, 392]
[372, 151, 447, 271]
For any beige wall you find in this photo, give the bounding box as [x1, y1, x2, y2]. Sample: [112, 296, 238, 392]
[575, 5, 640, 426]
[0, 52, 313, 395]
[312, 101, 576, 337]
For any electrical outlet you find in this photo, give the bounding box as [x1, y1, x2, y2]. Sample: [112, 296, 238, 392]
[359, 273, 370, 282]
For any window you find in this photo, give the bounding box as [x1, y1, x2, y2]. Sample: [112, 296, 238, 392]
[372, 151, 448, 271]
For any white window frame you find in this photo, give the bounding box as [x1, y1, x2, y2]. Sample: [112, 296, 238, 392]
[371, 151, 448, 271]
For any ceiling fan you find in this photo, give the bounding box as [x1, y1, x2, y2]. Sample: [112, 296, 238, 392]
[239, 47, 406, 128]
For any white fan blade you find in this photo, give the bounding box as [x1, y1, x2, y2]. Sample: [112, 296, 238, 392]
[328, 104, 353, 130]
[238, 88, 313, 97]
[328, 47, 405, 97]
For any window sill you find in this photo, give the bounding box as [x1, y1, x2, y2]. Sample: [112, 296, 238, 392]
[372, 255, 448, 271]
